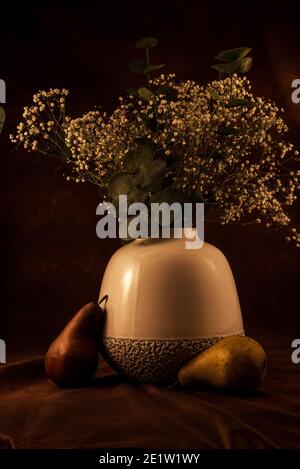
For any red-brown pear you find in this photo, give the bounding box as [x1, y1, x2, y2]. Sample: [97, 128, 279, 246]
[45, 301, 104, 387]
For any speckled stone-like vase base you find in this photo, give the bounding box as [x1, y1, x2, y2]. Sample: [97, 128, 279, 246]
[100, 336, 226, 383]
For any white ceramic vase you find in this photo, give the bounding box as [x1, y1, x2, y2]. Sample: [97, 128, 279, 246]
[99, 230, 244, 383]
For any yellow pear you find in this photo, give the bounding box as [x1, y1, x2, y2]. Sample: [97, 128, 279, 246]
[178, 336, 266, 391]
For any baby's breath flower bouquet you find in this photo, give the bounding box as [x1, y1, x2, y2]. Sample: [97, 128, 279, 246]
[11, 38, 300, 245]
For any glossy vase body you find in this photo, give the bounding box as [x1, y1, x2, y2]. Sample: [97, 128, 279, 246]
[99, 231, 244, 383]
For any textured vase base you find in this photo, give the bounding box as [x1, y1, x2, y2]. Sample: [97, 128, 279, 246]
[100, 336, 226, 383]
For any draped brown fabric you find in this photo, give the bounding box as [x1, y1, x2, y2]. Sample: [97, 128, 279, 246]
[0, 348, 299, 449]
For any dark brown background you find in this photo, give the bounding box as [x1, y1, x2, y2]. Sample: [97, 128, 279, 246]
[1, 0, 300, 358]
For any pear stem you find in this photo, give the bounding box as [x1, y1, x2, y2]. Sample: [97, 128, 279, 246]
[98, 295, 108, 307]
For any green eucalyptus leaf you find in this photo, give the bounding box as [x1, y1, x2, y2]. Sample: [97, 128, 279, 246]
[0, 107, 6, 135]
[155, 85, 178, 101]
[138, 87, 154, 101]
[151, 189, 186, 204]
[215, 47, 252, 63]
[135, 36, 158, 49]
[129, 61, 147, 74]
[127, 191, 150, 205]
[226, 98, 253, 108]
[144, 64, 165, 74]
[140, 159, 166, 189]
[108, 172, 137, 197]
[208, 89, 223, 102]
[123, 144, 153, 173]
[212, 57, 253, 74]
[127, 88, 139, 97]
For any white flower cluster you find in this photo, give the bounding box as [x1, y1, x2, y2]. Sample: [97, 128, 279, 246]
[64, 107, 137, 185]
[10, 88, 69, 157]
[10, 76, 300, 244]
